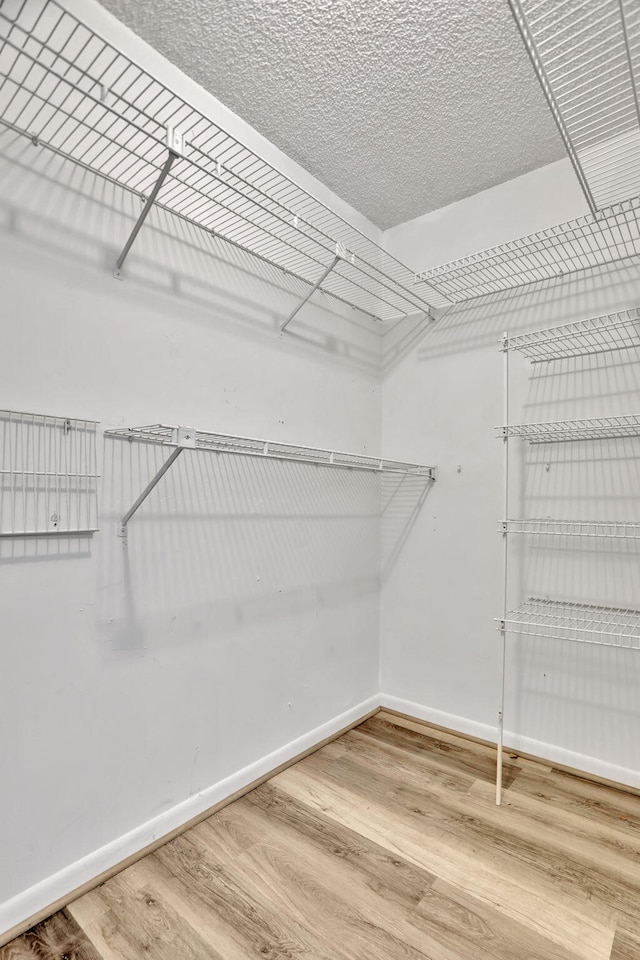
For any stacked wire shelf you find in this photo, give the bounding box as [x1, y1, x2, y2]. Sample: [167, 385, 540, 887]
[495, 307, 640, 804]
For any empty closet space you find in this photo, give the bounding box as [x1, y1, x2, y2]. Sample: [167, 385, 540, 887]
[1, 1, 640, 959]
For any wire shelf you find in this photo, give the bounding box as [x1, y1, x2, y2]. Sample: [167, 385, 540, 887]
[499, 597, 640, 649]
[509, 0, 640, 213]
[502, 518, 640, 539]
[498, 414, 640, 443]
[105, 424, 437, 479]
[416, 197, 640, 304]
[0, 0, 440, 323]
[0, 408, 99, 536]
[504, 307, 640, 360]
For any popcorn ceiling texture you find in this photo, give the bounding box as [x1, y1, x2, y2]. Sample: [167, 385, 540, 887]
[99, 0, 565, 230]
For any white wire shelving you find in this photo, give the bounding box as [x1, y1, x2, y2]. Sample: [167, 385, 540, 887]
[105, 423, 437, 537]
[498, 598, 640, 650]
[508, 0, 640, 213]
[0, 0, 441, 327]
[498, 414, 640, 444]
[504, 307, 640, 360]
[495, 317, 640, 806]
[0, 408, 99, 536]
[501, 518, 640, 539]
[415, 198, 640, 304]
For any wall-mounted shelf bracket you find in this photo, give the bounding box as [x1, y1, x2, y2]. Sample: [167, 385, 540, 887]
[281, 242, 354, 332]
[113, 146, 178, 279]
[117, 426, 196, 538]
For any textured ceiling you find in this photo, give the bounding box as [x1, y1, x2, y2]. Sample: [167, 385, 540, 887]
[99, 0, 566, 230]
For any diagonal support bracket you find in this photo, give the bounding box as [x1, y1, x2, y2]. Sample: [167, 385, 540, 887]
[118, 426, 196, 538]
[113, 148, 177, 279]
[281, 241, 353, 333]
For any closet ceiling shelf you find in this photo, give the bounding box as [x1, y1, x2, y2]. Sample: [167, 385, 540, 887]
[105, 424, 437, 479]
[415, 197, 640, 304]
[0, 0, 440, 324]
[509, 0, 640, 213]
[497, 597, 640, 649]
[504, 306, 640, 360]
[497, 414, 640, 443]
[501, 518, 640, 538]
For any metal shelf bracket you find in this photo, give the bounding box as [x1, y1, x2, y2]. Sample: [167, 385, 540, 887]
[118, 426, 196, 538]
[113, 146, 178, 279]
[281, 242, 353, 333]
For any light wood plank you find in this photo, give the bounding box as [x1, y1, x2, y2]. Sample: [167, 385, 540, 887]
[272, 764, 616, 960]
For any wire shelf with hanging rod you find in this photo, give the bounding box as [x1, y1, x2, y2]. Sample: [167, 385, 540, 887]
[0, 408, 99, 537]
[0, 0, 443, 327]
[105, 423, 437, 537]
[497, 597, 640, 650]
[508, 0, 640, 214]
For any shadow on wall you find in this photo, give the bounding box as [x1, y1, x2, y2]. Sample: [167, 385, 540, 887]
[95, 439, 430, 651]
[381, 256, 640, 370]
[0, 130, 381, 372]
[380, 472, 434, 580]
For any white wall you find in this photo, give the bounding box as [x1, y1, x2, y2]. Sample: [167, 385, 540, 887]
[381, 161, 640, 788]
[0, 1, 384, 933]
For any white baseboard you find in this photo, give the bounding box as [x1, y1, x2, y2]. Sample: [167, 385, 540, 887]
[0, 695, 379, 941]
[381, 694, 640, 790]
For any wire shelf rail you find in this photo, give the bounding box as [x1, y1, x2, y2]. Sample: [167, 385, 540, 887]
[105, 423, 436, 477]
[498, 597, 640, 649]
[498, 414, 640, 443]
[105, 423, 437, 537]
[508, 0, 640, 213]
[501, 518, 640, 538]
[0, 0, 441, 323]
[0, 408, 99, 536]
[504, 306, 640, 360]
[416, 198, 640, 304]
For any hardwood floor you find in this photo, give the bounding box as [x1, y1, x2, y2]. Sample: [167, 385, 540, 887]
[3, 711, 640, 959]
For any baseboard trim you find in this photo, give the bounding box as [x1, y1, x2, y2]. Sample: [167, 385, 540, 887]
[0, 697, 380, 947]
[380, 694, 640, 794]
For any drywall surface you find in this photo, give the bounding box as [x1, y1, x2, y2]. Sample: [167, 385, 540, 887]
[381, 162, 640, 787]
[0, 13, 383, 930]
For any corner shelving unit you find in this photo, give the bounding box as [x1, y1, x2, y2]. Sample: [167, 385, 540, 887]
[0, 0, 441, 327]
[105, 423, 437, 539]
[495, 308, 640, 805]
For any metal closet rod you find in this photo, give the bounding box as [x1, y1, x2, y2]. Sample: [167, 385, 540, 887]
[104, 424, 437, 538]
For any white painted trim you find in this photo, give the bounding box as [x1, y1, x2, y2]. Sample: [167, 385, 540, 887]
[380, 694, 640, 789]
[0, 696, 379, 938]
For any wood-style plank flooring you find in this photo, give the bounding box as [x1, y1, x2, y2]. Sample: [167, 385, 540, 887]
[3, 711, 640, 960]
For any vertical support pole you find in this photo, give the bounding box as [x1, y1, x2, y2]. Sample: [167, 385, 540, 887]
[113, 150, 177, 278]
[497, 332, 510, 805]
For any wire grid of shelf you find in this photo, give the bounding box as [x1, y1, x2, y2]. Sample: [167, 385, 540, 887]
[0, 408, 99, 536]
[499, 597, 640, 649]
[105, 424, 437, 479]
[501, 518, 640, 538]
[415, 197, 640, 304]
[0, 0, 440, 323]
[505, 306, 640, 360]
[498, 414, 640, 443]
[508, 0, 640, 213]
